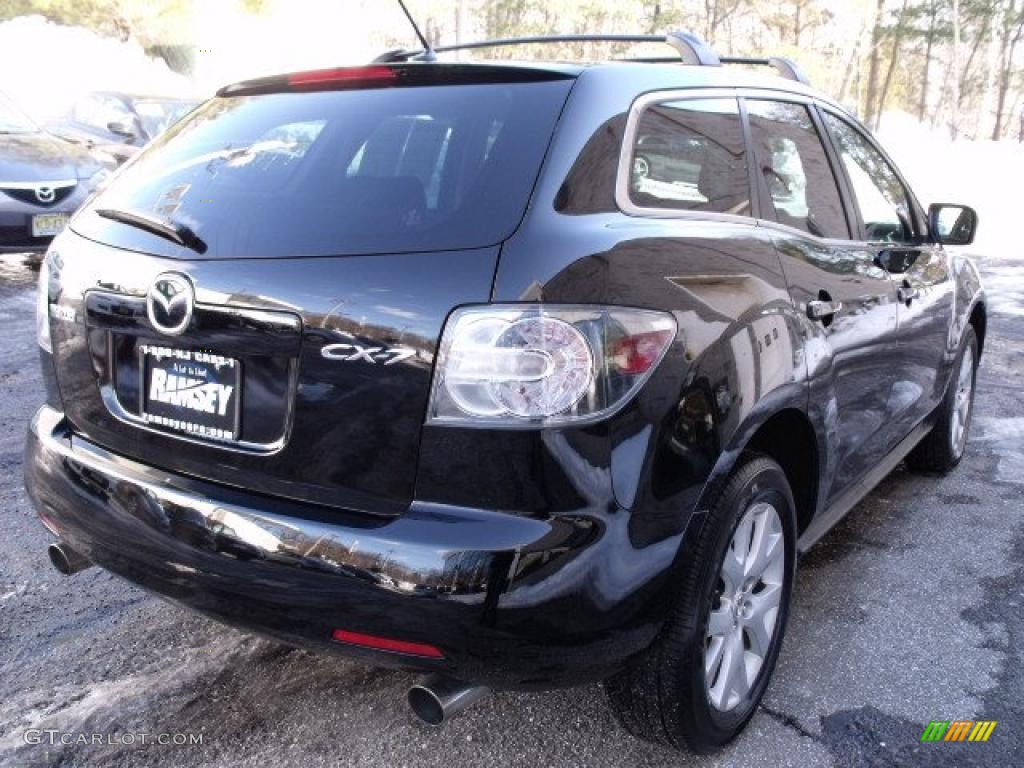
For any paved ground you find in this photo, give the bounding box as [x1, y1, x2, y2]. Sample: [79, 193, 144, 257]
[0, 249, 1021, 768]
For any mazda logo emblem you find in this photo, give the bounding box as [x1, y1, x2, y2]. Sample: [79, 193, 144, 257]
[35, 186, 55, 204]
[146, 273, 194, 336]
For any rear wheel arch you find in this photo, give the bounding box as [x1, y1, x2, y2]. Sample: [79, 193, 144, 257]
[698, 407, 820, 539]
[742, 409, 819, 537]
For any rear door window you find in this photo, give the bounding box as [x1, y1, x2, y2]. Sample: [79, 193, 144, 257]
[627, 98, 751, 216]
[745, 100, 850, 239]
[76, 79, 573, 258]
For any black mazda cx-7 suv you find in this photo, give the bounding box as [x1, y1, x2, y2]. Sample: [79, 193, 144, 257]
[25, 33, 984, 753]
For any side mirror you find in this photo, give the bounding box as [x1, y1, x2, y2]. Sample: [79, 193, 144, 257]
[106, 119, 137, 140]
[929, 203, 977, 246]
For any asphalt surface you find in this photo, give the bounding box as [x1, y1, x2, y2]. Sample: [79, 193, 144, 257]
[0, 249, 1021, 768]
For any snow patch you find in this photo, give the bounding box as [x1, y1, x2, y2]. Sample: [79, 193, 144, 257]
[974, 417, 1024, 484]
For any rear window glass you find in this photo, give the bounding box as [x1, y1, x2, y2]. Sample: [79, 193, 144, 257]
[628, 98, 750, 216]
[76, 81, 572, 258]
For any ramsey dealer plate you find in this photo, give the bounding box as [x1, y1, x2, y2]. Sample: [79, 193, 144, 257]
[140, 345, 241, 440]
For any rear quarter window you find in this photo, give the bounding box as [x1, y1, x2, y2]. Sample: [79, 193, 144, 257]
[75, 80, 573, 258]
[626, 98, 750, 216]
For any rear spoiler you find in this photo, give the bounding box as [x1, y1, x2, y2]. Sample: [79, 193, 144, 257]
[217, 63, 575, 98]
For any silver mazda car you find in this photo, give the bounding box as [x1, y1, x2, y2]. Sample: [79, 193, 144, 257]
[0, 92, 111, 256]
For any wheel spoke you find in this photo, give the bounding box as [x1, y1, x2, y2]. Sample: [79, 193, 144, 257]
[705, 635, 725, 687]
[709, 630, 745, 709]
[725, 514, 754, 590]
[708, 605, 733, 637]
[721, 547, 744, 592]
[722, 630, 749, 703]
[744, 584, 781, 656]
[744, 510, 782, 581]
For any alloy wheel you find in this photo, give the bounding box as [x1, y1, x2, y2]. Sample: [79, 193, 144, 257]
[704, 501, 785, 712]
[950, 344, 975, 457]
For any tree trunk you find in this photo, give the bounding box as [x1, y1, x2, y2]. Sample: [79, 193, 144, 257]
[864, 0, 887, 126]
[876, 0, 911, 130]
[648, 2, 661, 35]
[951, 0, 962, 138]
[993, 1, 1024, 139]
[838, 33, 862, 104]
[919, 0, 938, 121]
[956, 11, 991, 130]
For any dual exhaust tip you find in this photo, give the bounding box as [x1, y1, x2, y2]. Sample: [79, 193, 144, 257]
[45, 541, 486, 725]
[47, 541, 93, 576]
[408, 675, 489, 726]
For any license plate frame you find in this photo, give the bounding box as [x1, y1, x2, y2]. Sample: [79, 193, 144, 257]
[139, 345, 242, 441]
[31, 212, 69, 238]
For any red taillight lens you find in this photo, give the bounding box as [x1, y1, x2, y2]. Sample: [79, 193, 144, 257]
[287, 66, 396, 88]
[611, 329, 676, 375]
[331, 629, 444, 659]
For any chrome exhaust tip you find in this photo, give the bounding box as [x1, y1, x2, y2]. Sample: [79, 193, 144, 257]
[47, 542, 93, 576]
[407, 674, 489, 726]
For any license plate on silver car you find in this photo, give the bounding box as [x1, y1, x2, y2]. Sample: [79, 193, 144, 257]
[31, 213, 69, 237]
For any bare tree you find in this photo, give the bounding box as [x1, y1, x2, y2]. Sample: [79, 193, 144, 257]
[876, 0, 913, 128]
[864, 0, 888, 128]
[993, 0, 1024, 138]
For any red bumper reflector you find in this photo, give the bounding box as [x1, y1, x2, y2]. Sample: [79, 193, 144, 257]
[331, 629, 444, 659]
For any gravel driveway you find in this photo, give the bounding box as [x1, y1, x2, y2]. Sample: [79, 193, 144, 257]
[0, 251, 1021, 768]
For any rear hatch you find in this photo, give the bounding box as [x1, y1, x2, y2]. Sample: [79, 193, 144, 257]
[51, 65, 574, 515]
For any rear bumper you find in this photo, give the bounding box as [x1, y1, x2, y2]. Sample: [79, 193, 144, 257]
[24, 406, 669, 689]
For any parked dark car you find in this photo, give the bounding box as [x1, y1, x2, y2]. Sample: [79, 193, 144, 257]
[48, 91, 199, 165]
[0, 92, 111, 255]
[632, 134, 704, 182]
[25, 33, 985, 753]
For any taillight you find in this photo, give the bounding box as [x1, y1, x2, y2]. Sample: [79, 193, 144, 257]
[611, 329, 676, 375]
[427, 305, 677, 428]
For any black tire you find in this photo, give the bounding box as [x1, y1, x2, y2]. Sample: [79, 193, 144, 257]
[605, 456, 797, 753]
[906, 326, 979, 473]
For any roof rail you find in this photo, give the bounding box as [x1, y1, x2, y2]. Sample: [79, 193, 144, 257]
[375, 32, 719, 66]
[372, 33, 810, 85]
[720, 56, 810, 85]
